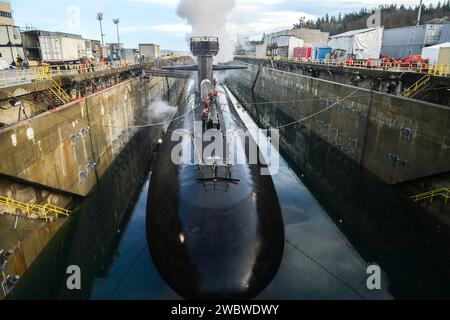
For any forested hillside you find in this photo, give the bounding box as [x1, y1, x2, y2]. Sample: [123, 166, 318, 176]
[294, 2, 450, 35]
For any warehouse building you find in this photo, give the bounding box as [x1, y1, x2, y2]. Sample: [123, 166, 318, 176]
[381, 24, 442, 58]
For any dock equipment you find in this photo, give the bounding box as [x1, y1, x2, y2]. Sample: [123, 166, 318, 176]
[410, 188, 449, 206]
[0, 195, 71, 221]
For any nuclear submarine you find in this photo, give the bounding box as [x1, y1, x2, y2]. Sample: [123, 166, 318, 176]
[146, 37, 284, 300]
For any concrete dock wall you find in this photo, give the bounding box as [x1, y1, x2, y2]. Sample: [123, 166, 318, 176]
[228, 64, 450, 184]
[0, 76, 186, 196]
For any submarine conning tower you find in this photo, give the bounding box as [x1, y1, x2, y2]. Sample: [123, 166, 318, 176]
[190, 36, 219, 89]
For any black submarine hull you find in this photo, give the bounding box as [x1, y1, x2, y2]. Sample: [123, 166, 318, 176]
[146, 86, 284, 300]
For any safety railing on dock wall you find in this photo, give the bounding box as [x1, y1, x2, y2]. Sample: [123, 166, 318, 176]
[0, 195, 71, 221]
[401, 75, 431, 97]
[0, 60, 141, 88]
[410, 188, 449, 206]
[237, 56, 450, 77]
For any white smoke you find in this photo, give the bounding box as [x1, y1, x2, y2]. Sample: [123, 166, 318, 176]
[146, 101, 177, 130]
[176, 0, 236, 63]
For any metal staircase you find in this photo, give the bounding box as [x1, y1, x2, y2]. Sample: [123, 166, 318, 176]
[42, 79, 71, 107]
[401, 75, 431, 98]
[50, 79, 71, 104]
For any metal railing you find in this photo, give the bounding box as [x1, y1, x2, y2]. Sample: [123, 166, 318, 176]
[236, 56, 450, 77]
[410, 188, 449, 206]
[0, 60, 141, 88]
[401, 75, 430, 97]
[0, 195, 71, 221]
[50, 78, 71, 103]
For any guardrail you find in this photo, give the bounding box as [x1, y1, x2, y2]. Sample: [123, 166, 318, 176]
[236, 56, 450, 77]
[0, 60, 142, 88]
[0, 195, 71, 222]
[410, 188, 449, 206]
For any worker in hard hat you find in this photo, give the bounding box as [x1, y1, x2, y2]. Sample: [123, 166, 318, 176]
[201, 106, 209, 133]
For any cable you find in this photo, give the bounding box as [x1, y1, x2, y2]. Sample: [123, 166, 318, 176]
[286, 239, 367, 300]
[276, 89, 361, 129]
[0, 88, 201, 129]
[107, 245, 147, 300]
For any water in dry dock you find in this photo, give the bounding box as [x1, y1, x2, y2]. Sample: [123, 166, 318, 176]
[10, 90, 450, 300]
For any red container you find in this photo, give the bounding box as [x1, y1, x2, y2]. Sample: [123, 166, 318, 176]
[294, 47, 312, 58]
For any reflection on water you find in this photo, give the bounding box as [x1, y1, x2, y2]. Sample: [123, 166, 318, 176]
[10, 127, 163, 299]
[226, 80, 450, 299]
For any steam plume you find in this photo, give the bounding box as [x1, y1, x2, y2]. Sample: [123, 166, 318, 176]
[176, 0, 236, 62]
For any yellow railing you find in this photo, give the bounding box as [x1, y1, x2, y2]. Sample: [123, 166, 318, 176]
[410, 188, 449, 206]
[401, 75, 430, 97]
[0, 59, 141, 88]
[50, 78, 71, 103]
[0, 195, 71, 222]
[236, 56, 450, 77]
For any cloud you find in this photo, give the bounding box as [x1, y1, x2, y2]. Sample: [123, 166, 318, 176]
[121, 23, 191, 36]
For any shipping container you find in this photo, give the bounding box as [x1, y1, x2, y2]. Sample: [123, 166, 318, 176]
[39, 36, 85, 62]
[139, 43, 160, 59]
[293, 47, 312, 58]
[313, 47, 332, 61]
[288, 37, 304, 58]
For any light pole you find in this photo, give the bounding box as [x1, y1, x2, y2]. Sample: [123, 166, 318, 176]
[417, 0, 423, 26]
[113, 18, 120, 48]
[96, 11, 105, 46]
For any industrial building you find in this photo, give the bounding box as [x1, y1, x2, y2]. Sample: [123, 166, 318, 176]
[381, 24, 442, 58]
[261, 28, 329, 59]
[328, 27, 384, 60]
[0, 1, 24, 65]
[139, 43, 160, 59]
[21, 30, 94, 63]
[0, 0, 14, 26]
[266, 35, 304, 58]
[263, 28, 329, 47]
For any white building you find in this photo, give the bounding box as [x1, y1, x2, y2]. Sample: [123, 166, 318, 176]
[328, 27, 384, 60]
[421, 42, 450, 65]
[139, 43, 160, 59]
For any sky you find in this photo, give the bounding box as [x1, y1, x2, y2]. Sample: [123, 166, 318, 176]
[10, 0, 441, 51]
